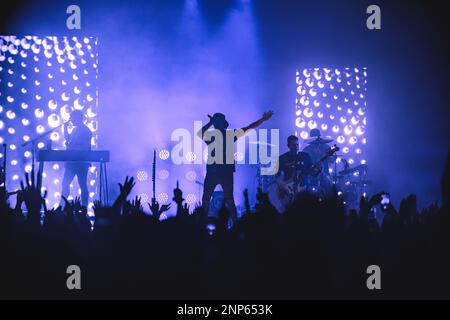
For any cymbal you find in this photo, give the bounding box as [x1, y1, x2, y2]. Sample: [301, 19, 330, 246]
[339, 164, 368, 175]
[249, 141, 276, 147]
[304, 136, 334, 144]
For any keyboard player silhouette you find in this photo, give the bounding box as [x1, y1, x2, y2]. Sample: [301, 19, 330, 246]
[61, 110, 92, 207]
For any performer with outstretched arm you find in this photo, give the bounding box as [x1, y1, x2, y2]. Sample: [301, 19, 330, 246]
[197, 111, 273, 224]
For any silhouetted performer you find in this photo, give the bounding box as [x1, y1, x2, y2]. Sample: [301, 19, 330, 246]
[277, 135, 312, 182]
[275, 135, 312, 206]
[302, 129, 331, 172]
[61, 110, 92, 207]
[198, 111, 273, 223]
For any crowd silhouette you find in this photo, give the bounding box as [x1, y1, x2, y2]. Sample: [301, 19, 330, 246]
[0, 153, 449, 299]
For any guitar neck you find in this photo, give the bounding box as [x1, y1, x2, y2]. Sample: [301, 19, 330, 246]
[310, 148, 338, 174]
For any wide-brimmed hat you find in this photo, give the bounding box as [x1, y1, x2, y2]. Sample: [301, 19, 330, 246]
[212, 113, 229, 128]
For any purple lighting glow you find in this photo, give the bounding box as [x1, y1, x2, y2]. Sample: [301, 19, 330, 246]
[295, 67, 368, 166]
[0, 35, 99, 209]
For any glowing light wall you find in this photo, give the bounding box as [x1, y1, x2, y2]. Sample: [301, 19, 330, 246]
[0, 35, 98, 209]
[295, 68, 368, 167]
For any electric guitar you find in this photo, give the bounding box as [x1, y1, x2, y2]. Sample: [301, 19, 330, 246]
[276, 145, 340, 206]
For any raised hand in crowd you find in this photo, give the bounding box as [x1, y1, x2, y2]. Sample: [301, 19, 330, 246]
[149, 198, 171, 220]
[124, 196, 145, 216]
[113, 176, 135, 211]
[19, 172, 46, 224]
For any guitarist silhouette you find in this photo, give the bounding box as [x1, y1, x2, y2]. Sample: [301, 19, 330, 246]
[276, 136, 312, 206]
[276, 135, 339, 206]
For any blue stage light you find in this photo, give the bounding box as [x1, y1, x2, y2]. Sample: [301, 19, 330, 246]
[0, 35, 99, 209]
[136, 170, 149, 182]
[295, 67, 368, 167]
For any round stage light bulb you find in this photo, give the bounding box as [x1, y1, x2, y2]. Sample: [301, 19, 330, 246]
[157, 193, 169, 204]
[159, 149, 170, 160]
[185, 152, 196, 162]
[60, 105, 72, 121]
[34, 108, 44, 119]
[303, 108, 313, 118]
[61, 92, 70, 101]
[356, 126, 365, 136]
[300, 96, 310, 107]
[300, 131, 308, 140]
[136, 170, 149, 182]
[307, 120, 317, 130]
[186, 194, 196, 205]
[48, 99, 58, 110]
[138, 193, 149, 203]
[36, 125, 45, 134]
[185, 171, 197, 181]
[344, 125, 353, 135]
[295, 117, 306, 128]
[48, 114, 61, 128]
[86, 107, 96, 118]
[303, 69, 310, 78]
[50, 132, 60, 141]
[158, 169, 169, 180]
